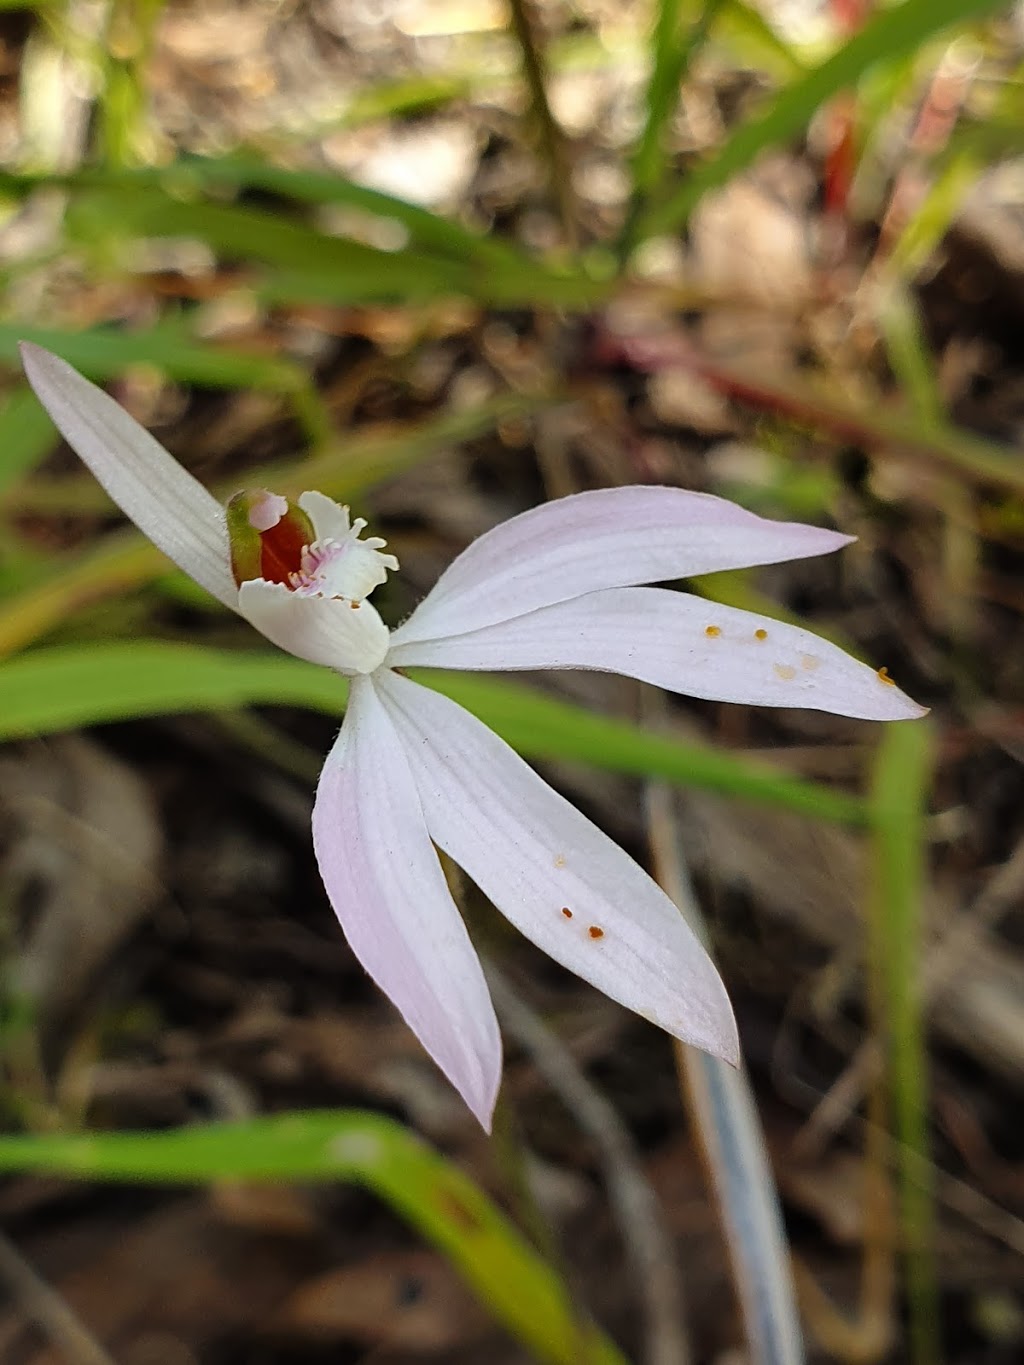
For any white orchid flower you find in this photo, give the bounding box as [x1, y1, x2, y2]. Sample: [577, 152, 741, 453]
[20, 343, 924, 1129]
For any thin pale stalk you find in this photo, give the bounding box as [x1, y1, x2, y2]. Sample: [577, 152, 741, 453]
[486, 959, 693, 1365]
[644, 747, 805, 1365]
[0, 1231, 117, 1365]
[797, 836, 1024, 1155]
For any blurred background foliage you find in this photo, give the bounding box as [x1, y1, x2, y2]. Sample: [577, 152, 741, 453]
[0, 0, 1022, 1363]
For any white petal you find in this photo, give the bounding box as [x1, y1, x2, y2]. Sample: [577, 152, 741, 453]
[298, 490, 353, 542]
[20, 343, 237, 609]
[391, 485, 852, 647]
[238, 580, 390, 673]
[389, 587, 925, 722]
[377, 669, 739, 1064]
[313, 676, 501, 1128]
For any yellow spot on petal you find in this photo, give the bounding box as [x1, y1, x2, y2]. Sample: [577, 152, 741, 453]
[754, 628, 768, 641]
[553, 853, 566, 868]
[774, 663, 797, 682]
[705, 625, 722, 638]
[588, 925, 605, 940]
[349, 600, 361, 609]
[801, 654, 820, 672]
[561, 906, 573, 919]
[877, 666, 896, 686]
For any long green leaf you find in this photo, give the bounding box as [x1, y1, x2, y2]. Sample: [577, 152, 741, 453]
[631, 0, 725, 200]
[637, 0, 1005, 238]
[869, 721, 937, 1365]
[0, 386, 57, 495]
[0, 322, 307, 393]
[0, 642, 866, 823]
[0, 1110, 625, 1365]
[58, 182, 603, 308]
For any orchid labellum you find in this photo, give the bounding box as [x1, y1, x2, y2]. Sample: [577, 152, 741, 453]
[21, 343, 924, 1129]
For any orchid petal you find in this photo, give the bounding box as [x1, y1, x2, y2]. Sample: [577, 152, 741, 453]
[20, 343, 237, 609]
[312, 675, 502, 1128]
[238, 580, 390, 674]
[391, 486, 852, 647]
[377, 669, 739, 1065]
[389, 587, 925, 722]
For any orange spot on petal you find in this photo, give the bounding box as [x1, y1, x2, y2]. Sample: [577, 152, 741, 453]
[588, 926, 605, 940]
[561, 907, 573, 919]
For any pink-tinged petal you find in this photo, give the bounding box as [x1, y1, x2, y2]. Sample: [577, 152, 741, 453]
[312, 675, 502, 1128]
[238, 580, 390, 674]
[389, 587, 925, 722]
[391, 486, 852, 647]
[377, 669, 739, 1065]
[20, 343, 237, 609]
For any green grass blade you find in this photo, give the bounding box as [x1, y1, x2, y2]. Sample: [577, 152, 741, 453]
[0, 386, 58, 495]
[0, 322, 308, 394]
[0, 642, 866, 824]
[0, 1110, 626, 1365]
[56, 180, 601, 308]
[0, 168, 604, 309]
[869, 720, 938, 1365]
[67, 188, 475, 296]
[166, 153, 527, 268]
[637, 0, 1006, 239]
[876, 284, 945, 429]
[632, 0, 724, 200]
[713, 0, 806, 79]
[886, 144, 986, 280]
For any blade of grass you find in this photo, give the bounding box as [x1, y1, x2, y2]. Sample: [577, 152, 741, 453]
[0, 322, 307, 393]
[885, 141, 987, 280]
[876, 283, 945, 429]
[713, 0, 807, 80]
[868, 720, 938, 1365]
[626, 0, 726, 236]
[95, 0, 166, 168]
[0, 641, 867, 824]
[163, 154, 530, 270]
[0, 387, 58, 495]
[636, 0, 1006, 239]
[429, 670, 866, 822]
[62, 180, 606, 308]
[0, 1110, 626, 1365]
[0, 167, 604, 308]
[67, 187, 477, 294]
[68, 181, 605, 307]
